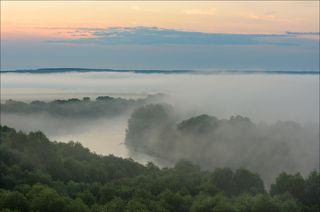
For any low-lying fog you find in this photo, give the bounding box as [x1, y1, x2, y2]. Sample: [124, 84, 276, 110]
[2, 72, 318, 122]
[1, 72, 319, 166]
[1, 112, 129, 157]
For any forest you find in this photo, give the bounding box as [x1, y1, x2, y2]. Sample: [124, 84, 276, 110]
[2, 1, 319, 211]
[0, 125, 319, 212]
[125, 104, 319, 186]
[0, 95, 165, 119]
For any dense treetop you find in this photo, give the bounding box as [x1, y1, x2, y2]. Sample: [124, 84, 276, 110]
[0, 125, 319, 211]
[1, 95, 165, 118]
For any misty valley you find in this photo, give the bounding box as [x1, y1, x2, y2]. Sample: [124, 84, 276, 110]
[0, 75, 319, 211]
[1, 1, 319, 211]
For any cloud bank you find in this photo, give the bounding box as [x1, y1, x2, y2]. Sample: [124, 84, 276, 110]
[2, 27, 318, 71]
[50, 26, 319, 46]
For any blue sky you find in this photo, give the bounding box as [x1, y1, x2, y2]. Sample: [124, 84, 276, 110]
[1, 1, 319, 71]
[1, 27, 319, 71]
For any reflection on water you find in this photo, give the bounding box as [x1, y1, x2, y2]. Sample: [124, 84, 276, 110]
[0, 112, 129, 157]
[51, 118, 129, 157]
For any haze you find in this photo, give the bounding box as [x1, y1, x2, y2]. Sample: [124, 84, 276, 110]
[1, 1, 319, 210]
[1, 72, 318, 158]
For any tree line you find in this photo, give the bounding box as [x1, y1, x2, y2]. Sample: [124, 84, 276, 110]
[0, 125, 319, 211]
[125, 104, 319, 186]
[1, 95, 165, 119]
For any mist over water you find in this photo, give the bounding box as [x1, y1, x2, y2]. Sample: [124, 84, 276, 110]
[1, 112, 129, 157]
[1, 72, 319, 161]
[2, 72, 319, 122]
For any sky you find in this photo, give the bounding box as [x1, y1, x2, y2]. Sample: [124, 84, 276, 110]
[1, 1, 319, 71]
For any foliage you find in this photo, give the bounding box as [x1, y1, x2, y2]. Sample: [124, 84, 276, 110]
[0, 125, 318, 211]
[1, 95, 165, 119]
[125, 104, 319, 187]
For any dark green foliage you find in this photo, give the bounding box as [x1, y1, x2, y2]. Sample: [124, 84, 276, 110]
[304, 171, 320, 209]
[271, 171, 320, 211]
[270, 172, 305, 201]
[0, 125, 318, 211]
[191, 193, 234, 212]
[250, 194, 280, 212]
[211, 168, 235, 196]
[1, 95, 165, 119]
[27, 184, 68, 212]
[233, 168, 265, 195]
[103, 197, 126, 212]
[210, 168, 265, 196]
[126, 198, 149, 212]
[0, 190, 29, 212]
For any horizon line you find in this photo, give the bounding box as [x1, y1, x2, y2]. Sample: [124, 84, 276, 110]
[1, 67, 319, 75]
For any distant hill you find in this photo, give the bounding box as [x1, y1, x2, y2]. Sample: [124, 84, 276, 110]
[0, 68, 318, 74]
[0, 68, 192, 74]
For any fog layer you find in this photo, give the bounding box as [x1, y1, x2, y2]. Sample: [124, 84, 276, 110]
[1, 72, 319, 166]
[125, 104, 319, 185]
[2, 72, 318, 123]
[0, 95, 164, 156]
